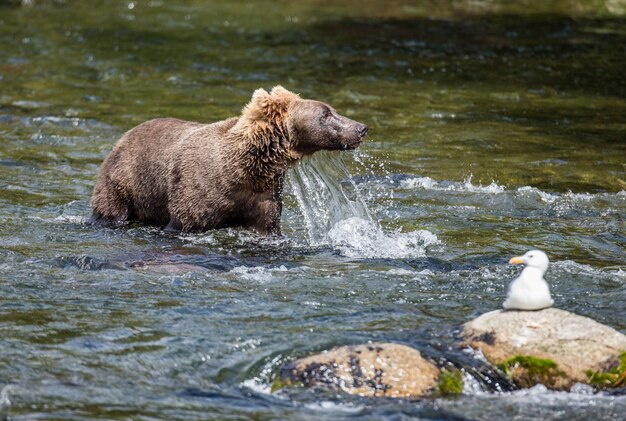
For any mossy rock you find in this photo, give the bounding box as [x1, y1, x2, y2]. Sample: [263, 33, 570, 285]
[270, 376, 295, 393]
[437, 369, 464, 395]
[278, 343, 440, 398]
[498, 355, 568, 389]
[461, 308, 626, 390]
[586, 352, 626, 389]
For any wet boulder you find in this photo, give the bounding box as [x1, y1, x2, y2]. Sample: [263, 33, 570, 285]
[461, 308, 626, 390]
[278, 343, 441, 398]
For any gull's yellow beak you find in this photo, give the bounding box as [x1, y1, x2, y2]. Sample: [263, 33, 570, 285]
[509, 256, 525, 265]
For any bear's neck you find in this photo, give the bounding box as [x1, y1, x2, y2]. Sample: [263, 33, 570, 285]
[229, 121, 300, 193]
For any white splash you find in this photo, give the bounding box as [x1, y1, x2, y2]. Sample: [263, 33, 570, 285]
[228, 266, 277, 282]
[288, 152, 372, 246]
[328, 217, 439, 259]
[401, 175, 505, 194]
[553, 260, 626, 283]
[515, 187, 618, 215]
[180, 232, 218, 245]
[462, 371, 488, 395]
[287, 152, 439, 258]
[0, 385, 15, 409]
[400, 176, 439, 190]
[460, 175, 505, 194]
[516, 186, 559, 203]
[386, 268, 419, 276]
[53, 214, 86, 224]
[240, 353, 286, 396]
[303, 400, 364, 413]
[240, 378, 273, 395]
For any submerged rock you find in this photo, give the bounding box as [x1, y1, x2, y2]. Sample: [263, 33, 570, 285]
[461, 308, 626, 390]
[278, 343, 440, 398]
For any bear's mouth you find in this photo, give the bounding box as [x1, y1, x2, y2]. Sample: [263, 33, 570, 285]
[344, 140, 362, 149]
[344, 137, 364, 150]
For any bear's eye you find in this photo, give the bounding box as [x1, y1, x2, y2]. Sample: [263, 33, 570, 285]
[322, 108, 332, 119]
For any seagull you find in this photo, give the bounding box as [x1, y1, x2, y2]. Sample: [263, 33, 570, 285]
[503, 250, 554, 310]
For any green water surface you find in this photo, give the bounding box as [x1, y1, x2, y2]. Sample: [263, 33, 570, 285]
[0, 1, 625, 420]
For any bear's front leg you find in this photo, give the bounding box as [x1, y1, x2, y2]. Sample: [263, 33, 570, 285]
[248, 173, 284, 235]
[252, 199, 282, 235]
[164, 215, 183, 232]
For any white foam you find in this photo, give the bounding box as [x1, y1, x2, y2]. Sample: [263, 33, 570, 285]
[303, 400, 364, 413]
[570, 383, 595, 395]
[229, 266, 275, 282]
[553, 260, 616, 279]
[562, 192, 594, 201]
[462, 371, 488, 395]
[13, 100, 50, 109]
[386, 268, 417, 276]
[0, 385, 16, 409]
[460, 176, 505, 194]
[328, 217, 439, 259]
[53, 214, 86, 224]
[288, 152, 373, 246]
[401, 175, 505, 194]
[516, 383, 550, 395]
[181, 233, 218, 245]
[400, 177, 624, 208]
[516, 186, 559, 203]
[506, 382, 608, 400]
[401, 176, 440, 190]
[229, 338, 261, 351]
[286, 150, 444, 258]
[516, 187, 625, 211]
[240, 378, 273, 395]
[302, 301, 324, 307]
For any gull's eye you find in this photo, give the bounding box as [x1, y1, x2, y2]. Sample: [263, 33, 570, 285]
[528, 254, 534, 258]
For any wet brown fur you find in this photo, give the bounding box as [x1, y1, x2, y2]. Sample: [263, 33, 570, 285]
[90, 86, 367, 234]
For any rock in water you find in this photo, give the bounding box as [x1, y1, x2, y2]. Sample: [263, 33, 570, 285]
[461, 308, 626, 390]
[279, 343, 440, 398]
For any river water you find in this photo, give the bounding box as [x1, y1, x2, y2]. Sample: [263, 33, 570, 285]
[1, 1, 625, 419]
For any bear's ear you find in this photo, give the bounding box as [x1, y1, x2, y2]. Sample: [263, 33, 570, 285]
[265, 86, 300, 120]
[270, 85, 293, 96]
[270, 86, 300, 105]
[240, 88, 271, 121]
[241, 86, 299, 123]
[251, 87, 270, 103]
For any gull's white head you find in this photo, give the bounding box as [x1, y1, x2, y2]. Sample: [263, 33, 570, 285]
[509, 250, 549, 273]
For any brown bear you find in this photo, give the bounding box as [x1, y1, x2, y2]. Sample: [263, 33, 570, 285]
[90, 86, 367, 234]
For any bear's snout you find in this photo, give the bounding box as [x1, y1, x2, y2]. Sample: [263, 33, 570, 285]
[339, 119, 367, 150]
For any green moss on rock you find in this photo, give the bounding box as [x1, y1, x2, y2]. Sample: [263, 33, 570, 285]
[437, 369, 464, 395]
[270, 376, 290, 393]
[498, 355, 568, 389]
[586, 352, 626, 389]
[270, 375, 304, 393]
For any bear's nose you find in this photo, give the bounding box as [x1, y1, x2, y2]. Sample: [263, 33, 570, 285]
[356, 124, 368, 137]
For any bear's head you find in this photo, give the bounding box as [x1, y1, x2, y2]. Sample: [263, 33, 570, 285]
[237, 86, 367, 158]
[233, 86, 367, 190]
[286, 95, 368, 155]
